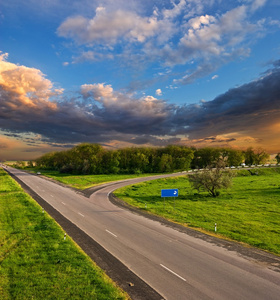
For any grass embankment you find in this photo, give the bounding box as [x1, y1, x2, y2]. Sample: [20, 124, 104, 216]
[114, 168, 280, 255]
[27, 170, 159, 189]
[0, 168, 128, 300]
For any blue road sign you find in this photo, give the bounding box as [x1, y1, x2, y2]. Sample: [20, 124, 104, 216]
[161, 189, 178, 197]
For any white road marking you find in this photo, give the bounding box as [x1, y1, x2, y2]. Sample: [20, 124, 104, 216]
[61, 202, 66, 205]
[51, 195, 54, 198]
[160, 264, 186, 282]
[106, 230, 117, 238]
[78, 212, 85, 217]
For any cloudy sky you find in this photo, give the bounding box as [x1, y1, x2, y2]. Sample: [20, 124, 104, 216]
[1, 0, 280, 160]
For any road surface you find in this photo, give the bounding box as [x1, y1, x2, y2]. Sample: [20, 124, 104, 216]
[5, 167, 280, 300]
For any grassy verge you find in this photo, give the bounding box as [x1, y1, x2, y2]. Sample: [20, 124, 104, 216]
[0, 168, 128, 300]
[25, 170, 160, 189]
[114, 168, 280, 255]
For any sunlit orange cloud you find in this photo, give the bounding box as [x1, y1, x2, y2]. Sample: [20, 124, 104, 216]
[0, 52, 60, 111]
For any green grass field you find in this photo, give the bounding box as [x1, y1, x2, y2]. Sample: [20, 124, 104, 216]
[0, 168, 128, 300]
[114, 168, 280, 255]
[28, 170, 159, 189]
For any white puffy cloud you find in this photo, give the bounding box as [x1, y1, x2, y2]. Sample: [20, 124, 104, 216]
[57, 6, 160, 45]
[168, 5, 250, 64]
[81, 83, 117, 104]
[141, 95, 158, 102]
[156, 88, 162, 96]
[81, 83, 167, 118]
[187, 14, 216, 31]
[56, 0, 267, 86]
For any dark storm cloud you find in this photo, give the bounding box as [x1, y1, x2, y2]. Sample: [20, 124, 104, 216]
[172, 60, 280, 138]
[193, 136, 237, 144]
[1, 57, 280, 147]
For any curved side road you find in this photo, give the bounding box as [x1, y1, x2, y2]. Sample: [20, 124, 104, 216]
[5, 167, 280, 300]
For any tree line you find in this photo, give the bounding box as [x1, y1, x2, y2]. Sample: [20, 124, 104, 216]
[33, 143, 273, 175]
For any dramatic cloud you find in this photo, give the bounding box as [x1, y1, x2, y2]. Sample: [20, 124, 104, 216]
[1, 53, 280, 152]
[0, 52, 60, 110]
[0, 55, 171, 145]
[173, 60, 280, 144]
[80, 83, 168, 120]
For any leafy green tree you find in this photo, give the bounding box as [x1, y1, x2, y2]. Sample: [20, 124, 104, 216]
[117, 148, 131, 173]
[70, 143, 104, 174]
[28, 160, 34, 168]
[254, 148, 269, 165]
[145, 148, 160, 173]
[244, 147, 256, 165]
[222, 148, 244, 166]
[164, 145, 194, 170]
[100, 150, 120, 174]
[130, 149, 149, 173]
[244, 147, 269, 165]
[192, 147, 220, 169]
[159, 154, 173, 172]
[188, 160, 234, 197]
[276, 153, 280, 164]
[14, 161, 25, 168]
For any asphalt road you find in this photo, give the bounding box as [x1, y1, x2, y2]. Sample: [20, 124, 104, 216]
[5, 167, 280, 300]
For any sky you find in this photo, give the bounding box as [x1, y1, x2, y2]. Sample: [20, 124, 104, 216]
[0, 0, 280, 160]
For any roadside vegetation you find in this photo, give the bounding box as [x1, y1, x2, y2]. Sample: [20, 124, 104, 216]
[0, 168, 128, 300]
[188, 159, 235, 197]
[12, 143, 272, 176]
[114, 168, 280, 255]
